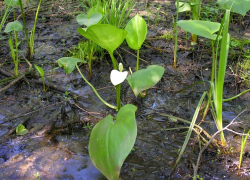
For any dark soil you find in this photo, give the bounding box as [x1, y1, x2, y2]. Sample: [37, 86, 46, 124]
[0, 0, 250, 179]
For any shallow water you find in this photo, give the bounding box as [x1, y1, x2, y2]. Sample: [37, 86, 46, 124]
[0, 0, 250, 179]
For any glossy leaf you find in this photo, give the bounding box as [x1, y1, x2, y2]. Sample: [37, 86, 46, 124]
[89, 104, 137, 180]
[4, 21, 23, 33]
[125, 14, 147, 50]
[217, 0, 250, 16]
[4, 0, 20, 6]
[127, 65, 164, 97]
[78, 24, 127, 54]
[57, 57, 86, 74]
[110, 70, 128, 86]
[16, 124, 28, 135]
[177, 20, 221, 40]
[76, 13, 102, 28]
[175, 2, 191, 12]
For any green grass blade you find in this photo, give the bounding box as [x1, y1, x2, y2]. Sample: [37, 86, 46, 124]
[214, 10, 230, 146]
[171, 91, 207, 175]
[239, 129, 250, 169]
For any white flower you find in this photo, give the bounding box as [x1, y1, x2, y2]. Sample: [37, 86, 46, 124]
[110, 70, 128, 86]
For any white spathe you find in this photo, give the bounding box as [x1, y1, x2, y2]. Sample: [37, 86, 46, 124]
[110, 70, 128, 86]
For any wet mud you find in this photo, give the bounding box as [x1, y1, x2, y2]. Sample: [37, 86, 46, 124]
[0, 0, 250, 179]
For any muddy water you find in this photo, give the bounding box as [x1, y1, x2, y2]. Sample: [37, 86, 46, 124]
[1, 0, 250, 179]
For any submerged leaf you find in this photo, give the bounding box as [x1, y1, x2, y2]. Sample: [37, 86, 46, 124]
[125, 14, 147, 50]
[89, 104, 137, 180]
[57, 57, 86, 74]
[4, 21, 23, 33]
[177, 20, 221, 40]
[16, 124, 28, 135]
[127, 65, 164, 97]
[78, 24, 127, 54]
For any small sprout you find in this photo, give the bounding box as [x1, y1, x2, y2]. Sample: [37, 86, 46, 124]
[16, 124, 28, 135]
[118, 63, 123, 72]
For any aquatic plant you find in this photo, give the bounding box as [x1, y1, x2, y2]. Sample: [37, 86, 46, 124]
[175, 0, 202, 42]
[16, 124, 28, 135]
[88, 0, 135, 28]
[125, 14, 147, 71]
[78, 24, 127, 109]
[29, 0, 42, 59]
[58, 15, 164, 179]
[77, 5, 103, 79]
[34, 65, 45, 91]
[4, 20, 23, 76]
[89, 104, 137, 180]
[239, 129, 250, 169]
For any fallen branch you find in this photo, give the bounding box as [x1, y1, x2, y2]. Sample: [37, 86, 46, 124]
[192, 109, 249, 180]
[0, 74, 25, 93]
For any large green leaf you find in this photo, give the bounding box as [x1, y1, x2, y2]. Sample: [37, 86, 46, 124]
[89, 104, 137, 180]
[4, 21, 23, 33]
[217, 0, 250, 16]
[76, 13, 102, 28]
[78, 24, 127, 54]
[4, 0, 20, 6]
[175, 2, 191, 12]
[57, 57, 86, 74]
[125, 14, 147, 50]
[127, 65, 164, 97]
[177, 20, 221, 40]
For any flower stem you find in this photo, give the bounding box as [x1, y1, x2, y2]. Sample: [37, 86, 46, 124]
[136, 49, 139, 71]
[76, 65, 117, 110]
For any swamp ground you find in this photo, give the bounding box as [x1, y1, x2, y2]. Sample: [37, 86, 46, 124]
[0, 0, 250, 179]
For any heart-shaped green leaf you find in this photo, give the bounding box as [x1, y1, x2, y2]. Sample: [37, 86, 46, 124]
[57, 57, 86, 74]
[78, 24, 127, 55]
[175, 2, 191, 12]
[88, 3, 104, 16]
[177, 20, 221, 40]
[16, 124, 28, 135]
[125, 14, 147, 50]
[4, 21, 23, 33]
[76, 13, 102, 28]
[4, 0, 20, 6]
[217, 0, 250, 16]
[89, 104, 137, 180]
[126, 65, 164, 97]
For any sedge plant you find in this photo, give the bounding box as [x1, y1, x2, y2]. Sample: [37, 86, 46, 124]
[29, 0, 42, 59]
[238, 129, 250, 169]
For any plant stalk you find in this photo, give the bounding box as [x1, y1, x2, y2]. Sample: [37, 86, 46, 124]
[174, 0, 179, 68]
[14, 31, 19, 76]
[136, 49, 139, 71]
[18, 0, 30, 50]
[30, 0, 42, 59]
[88, 41, 95, 79]
[76, 65, 117, 110]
